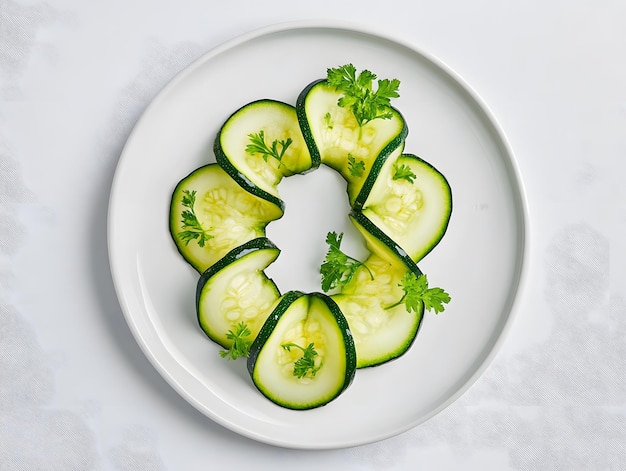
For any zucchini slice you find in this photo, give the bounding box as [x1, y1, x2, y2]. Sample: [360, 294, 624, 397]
[360, 153, 452, 263]
[169, 164, 284, 273]
[296, 79, 408, 208]
[331, 254, 424, 368]
[247, 291, 356, 410]
[214, 99, 316, 209]
[326, 212, 426, 367]
[196, 238, 281, 349]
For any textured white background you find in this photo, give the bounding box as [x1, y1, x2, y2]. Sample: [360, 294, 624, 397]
[1, 0, 624, 469]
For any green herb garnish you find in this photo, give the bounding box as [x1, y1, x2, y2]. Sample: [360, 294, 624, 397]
[219, 322, 252, 360]
[392, 162, 417, 184]
[245, 130, 292, 166]
[347, 154, 365, 177]
[320, 231, 373, 292]
[178, 189, 213, 247]
[326, 63, 400, 127]
[323, 112, 333, 129]
[385, 272, 451, 314]
[281, 342, 321, 378]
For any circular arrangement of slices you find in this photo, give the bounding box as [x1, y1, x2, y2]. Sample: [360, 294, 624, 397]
[169, 64, 452, 410]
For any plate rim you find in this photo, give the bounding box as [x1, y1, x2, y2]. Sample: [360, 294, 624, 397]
[107, 19, 530, 449]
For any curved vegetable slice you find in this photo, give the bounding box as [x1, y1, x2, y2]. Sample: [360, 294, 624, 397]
[331, 254, 424, 368]
[296, 79, 408, 208]
[169, 164, 284, 273]
[328, 211, 450, 367]
[247, 291, 356, 410]
[196, 238, 281, 353]
[214, 99, 316, 209]
[360, 153, 452, 263]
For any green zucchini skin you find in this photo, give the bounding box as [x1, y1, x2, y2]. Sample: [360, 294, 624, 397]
[248, 292, 306, 366]
[195, 237, 279, 289]
[214, 155, 286, 212]
[195, 237, 281, 348]
[247, 291, 356, 410]
[312, 292, 357, 384]
[169, 163, 284, 273]
[352, 141, 406, 212]
[214, 99, 317, 211]
[296, 79, 408, 209]
[348, 210, 423, 275]
[295, 79, 325, 165]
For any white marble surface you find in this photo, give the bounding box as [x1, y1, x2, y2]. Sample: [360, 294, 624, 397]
[1, 1, 624, 469]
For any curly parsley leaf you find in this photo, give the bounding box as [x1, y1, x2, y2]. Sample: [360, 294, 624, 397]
[281, 342, 321, 379]
[245, 130, 292, 166]
[323, 112, 333, 129]
[392, 162, 417, 184]
[326, 63, 400, 127]
[178, 190, 213, 247]
[219, 322, 252, 360]
[347, 154, 365, 177]
[320, 231, 373, 292]
[386, 272, 451, 314]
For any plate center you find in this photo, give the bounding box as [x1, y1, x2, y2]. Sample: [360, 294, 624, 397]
[265, 165, 364, 294]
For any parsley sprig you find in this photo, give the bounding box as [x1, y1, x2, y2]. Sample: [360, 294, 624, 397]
[320, 231, 373, 292]
[245, 130, 292, 166]
[385, 272, 451, 314]
[281, 342, 321, 378]
[347, 154, 365, 177]
[323, 112, 333, 129]
[178, 190, 213, 247]
[392, 162, 417, 184]
[219, 322, 252, 360]
[326, 64, 400, 127]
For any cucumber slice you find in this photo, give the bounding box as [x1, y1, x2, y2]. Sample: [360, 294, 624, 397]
[196, 238, 281, 349]
[215, 99, 316, 209]
[296, 79, 407, 207]
[361, 153, 452, 263]
[331, 254, 424, 368]
[247, 291, 356, 410]
[169, 164, 283, 273]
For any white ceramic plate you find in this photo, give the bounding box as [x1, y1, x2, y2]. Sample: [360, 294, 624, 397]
[108, 22, 527, 449]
